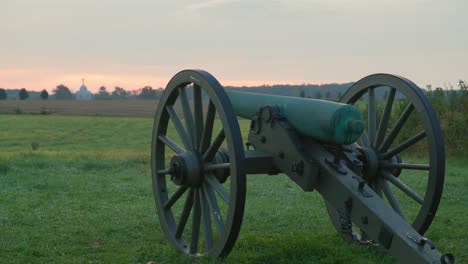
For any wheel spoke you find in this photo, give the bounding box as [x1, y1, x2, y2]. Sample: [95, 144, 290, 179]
[190, 188, 201, 254]
[361, 131, 370, 147]
[203, 183, 224, 234]
[179, 86, 196, 148]
[383, 171, 423, 205]
[375, 87, 396, 147]
[199, 187, 213, 250]
[175, 188, 194, 239]
[382, 162, 430, 171]
[368, 87, 377, 146]
[200, 101, 216, 152]
[164, 185, 189, 210]
[166, 105, 192, 150]
[205, 175, 230, 204]
[157, 167, 174, 176]
[379, 103, 414, 151]
[382, 180, 407, 220]
[204, 163, 230, 171]
[203, 130, 225, 162]
[382, 131, 426, 159]
[158, 135, 186, 155]
[194, 84, 204, 150]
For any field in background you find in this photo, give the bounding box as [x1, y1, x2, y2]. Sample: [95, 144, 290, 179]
[0, 100, 158, 117]
[0, 115, 466, 263]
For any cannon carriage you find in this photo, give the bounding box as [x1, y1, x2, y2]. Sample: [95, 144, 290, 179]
[151, 69, 454, 263]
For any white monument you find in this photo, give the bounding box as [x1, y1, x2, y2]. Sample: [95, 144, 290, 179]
[75, 78, 93, 100]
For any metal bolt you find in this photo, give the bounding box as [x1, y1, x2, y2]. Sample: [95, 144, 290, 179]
[362, 216, 368, 225]
[278, 151, 285, 159]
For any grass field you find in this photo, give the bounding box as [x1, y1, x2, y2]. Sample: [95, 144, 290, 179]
[0, 100, 158, 117]
[0, 114, 466, 263]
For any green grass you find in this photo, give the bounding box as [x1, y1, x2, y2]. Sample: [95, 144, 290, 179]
[0, 115, 466, 263]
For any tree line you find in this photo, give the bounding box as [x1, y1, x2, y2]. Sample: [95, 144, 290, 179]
[424, 80, 467, 156]
[0, 85, 164, 100]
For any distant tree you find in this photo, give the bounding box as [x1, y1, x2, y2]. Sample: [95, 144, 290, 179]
[324, 90, 331, 100]
[383, 90, 389, 100]
[431, 87, 446, 117]
[458, 79, 468, 114]
[298, 89, 305, 98]
[425, 84, 433, 99]
[0, 88, 6, 100]
[40, 89, 49, 100]
[19, 88, 29, 100]
[337, 92, 343, 100]
[53, 84, 74, 99]
[95, 86, 110, 100]
[111, 86, 129, 99]
[128, 89, 139, 97]
[459, 80, 467, 95]
[138, 86, 158, 99]
[314, 91, 322, 99]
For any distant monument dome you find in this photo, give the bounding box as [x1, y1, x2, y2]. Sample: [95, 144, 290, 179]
[75, 78, 93, 100]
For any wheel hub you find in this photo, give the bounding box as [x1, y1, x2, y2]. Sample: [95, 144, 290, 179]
[360, 147, 379, 182]
[387, 154, 403, 177]
[212, 150, 230, 183]
[170, 151, 203, 187]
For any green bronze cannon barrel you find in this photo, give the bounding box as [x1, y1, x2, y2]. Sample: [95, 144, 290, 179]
[226, 90, 364, 145]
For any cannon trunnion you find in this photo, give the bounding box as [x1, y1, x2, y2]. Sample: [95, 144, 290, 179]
[151, 69, 454, 263]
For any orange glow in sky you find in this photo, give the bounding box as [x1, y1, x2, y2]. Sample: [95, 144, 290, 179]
[0, 68, 326, 93]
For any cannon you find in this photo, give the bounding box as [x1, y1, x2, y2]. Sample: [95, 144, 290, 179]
[151, 69, 455, 263]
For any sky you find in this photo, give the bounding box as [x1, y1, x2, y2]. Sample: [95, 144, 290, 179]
[1, 0, 467, 93]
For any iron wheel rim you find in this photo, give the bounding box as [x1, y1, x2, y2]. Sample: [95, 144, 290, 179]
[326, 73, 445, 238]
[151, 69, 246, 257]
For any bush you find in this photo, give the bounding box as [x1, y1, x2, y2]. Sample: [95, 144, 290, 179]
[19, 88, 29, 100]
[0, 88, 7, 100]
[425, 81, 467, 156]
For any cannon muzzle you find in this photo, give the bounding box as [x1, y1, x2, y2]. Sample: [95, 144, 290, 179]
[227, 90, 364, 145]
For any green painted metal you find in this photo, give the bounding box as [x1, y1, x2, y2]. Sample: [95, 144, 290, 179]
[226, 90, 364, 145]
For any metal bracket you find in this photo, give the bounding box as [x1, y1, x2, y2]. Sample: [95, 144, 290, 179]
[407, 235, 436, 250]
[352, 175, 373, 197]
[248, 105, 319, 191]
[325, 157, 347, 175]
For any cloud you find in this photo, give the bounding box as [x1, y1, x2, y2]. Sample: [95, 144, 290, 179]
[185, 0, 238, 12]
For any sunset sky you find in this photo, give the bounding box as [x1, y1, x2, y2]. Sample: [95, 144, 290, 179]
[2, 0, 467, 93]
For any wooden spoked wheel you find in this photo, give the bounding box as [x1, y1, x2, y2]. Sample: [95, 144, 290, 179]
[326, 74, 445, 241]
[151, 69, 246, 257]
